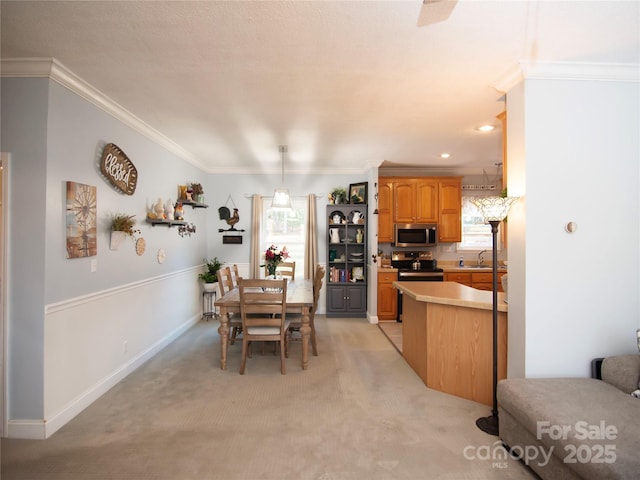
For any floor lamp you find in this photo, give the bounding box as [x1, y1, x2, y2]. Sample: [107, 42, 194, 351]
[471, 196, 518, 436]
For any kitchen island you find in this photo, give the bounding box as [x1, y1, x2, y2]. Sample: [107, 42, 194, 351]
[392, 281, 507, 406]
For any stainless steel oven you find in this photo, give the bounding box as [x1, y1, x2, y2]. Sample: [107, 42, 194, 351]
[391, 252, 443, 321]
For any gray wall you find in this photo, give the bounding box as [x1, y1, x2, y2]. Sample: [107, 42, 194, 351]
[2, 77, 49, 419]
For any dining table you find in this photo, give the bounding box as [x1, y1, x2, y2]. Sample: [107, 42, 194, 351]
[214, 278, 314, 370]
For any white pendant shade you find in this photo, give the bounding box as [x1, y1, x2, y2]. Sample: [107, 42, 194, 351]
[271, 145, 291, 210]
[272, 187, 292, 209]
[471, 196, 518, 222]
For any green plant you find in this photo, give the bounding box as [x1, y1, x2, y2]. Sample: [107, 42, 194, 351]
[331, 187, 347, 204]
[198, 256, 223, 283]
[190, 182, 204, 195]
[111, 213, 140, 237]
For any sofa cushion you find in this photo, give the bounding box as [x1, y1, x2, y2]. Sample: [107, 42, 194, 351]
[498, 377, 640, 479]
[601, 354, 640, 394]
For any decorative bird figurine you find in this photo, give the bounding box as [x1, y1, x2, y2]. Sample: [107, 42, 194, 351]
[218, 206, 243, 232]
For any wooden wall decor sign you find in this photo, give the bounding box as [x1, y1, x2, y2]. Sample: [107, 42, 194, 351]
[100, 143, 138, 195]
[66, 181, 97, 258]
[222, 234, 243, 244]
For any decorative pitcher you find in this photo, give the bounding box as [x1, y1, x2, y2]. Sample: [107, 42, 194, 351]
[352, 211, 362, 224]
[330, 228, 341, 244]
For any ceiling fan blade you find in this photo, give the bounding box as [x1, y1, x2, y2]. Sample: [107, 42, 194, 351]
[417, 0, 458, 27]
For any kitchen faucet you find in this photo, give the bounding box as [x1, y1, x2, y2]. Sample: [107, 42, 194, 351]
[478, 250, 488, 266]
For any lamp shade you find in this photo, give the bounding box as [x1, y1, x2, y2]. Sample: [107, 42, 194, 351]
[471, 196, 518, 222]
[271, 145, 292, 210]
[271, 187, 292, 209]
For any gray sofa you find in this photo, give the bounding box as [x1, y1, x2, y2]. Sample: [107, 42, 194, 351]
[497, 355, 640, 479]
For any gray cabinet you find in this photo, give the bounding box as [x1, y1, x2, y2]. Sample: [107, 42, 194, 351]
[326, 205, 367, 317]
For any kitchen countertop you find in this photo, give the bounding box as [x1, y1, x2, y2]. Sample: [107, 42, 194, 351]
[442, 265, 508, 273]
[377, 266, 398, 272]
[392, 281, 507, 312]
[377, 265, 506, 273]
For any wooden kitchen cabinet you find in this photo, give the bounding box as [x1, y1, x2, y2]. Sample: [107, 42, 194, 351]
[377, 270, 398, 321]
[498, 110, 508, 248]
[379, 176, 461, 244]
[446, 271, 505, 291]
[471, 272, 506, 292]
[393, 178, 438, 223]
[444, 272, 472, 286]
[393, 180, 416, 223]
[437, 178, 462, 242]
[377, 177, 394, 243]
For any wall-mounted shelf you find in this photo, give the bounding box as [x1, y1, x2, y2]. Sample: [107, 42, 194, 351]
[146, 218, 187, 227]
[180, 200, 208, 209]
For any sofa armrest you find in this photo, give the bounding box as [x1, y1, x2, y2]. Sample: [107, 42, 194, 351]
[601, 354, 640, 394]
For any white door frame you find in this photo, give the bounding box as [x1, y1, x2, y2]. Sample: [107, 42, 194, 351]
[1, 152, 8, 437]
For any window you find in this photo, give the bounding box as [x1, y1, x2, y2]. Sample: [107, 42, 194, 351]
[261, 197, 307, 276]
[457, 196, 498, 251]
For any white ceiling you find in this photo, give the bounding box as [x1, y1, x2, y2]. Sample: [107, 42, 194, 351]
[1, 1, 639, 175]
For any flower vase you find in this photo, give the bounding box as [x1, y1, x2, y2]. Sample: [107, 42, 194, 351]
[267, 264, 277, 278]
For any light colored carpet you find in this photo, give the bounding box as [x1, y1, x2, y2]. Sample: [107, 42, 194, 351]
[1, 316, 536, 480]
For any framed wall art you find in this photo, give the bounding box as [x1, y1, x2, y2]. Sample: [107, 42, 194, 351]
[348, 182, 368, 204]
[66, 181, 97, 258]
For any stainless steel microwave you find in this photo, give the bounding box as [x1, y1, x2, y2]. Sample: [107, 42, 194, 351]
[394, 223, 438, 247]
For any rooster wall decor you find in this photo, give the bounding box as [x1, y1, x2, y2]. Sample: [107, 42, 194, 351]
[218, 203, 245, 232]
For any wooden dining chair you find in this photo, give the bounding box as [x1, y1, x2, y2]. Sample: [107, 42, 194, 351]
[287, 264, 324, 357]
[218, 266, 242, 344]
[238, 278, 290, 375]
[265, 261, 296, 280]
[232, 263, 242, 286]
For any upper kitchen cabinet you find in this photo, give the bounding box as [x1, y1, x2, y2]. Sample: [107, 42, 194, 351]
[438, 178, 462, 243]
[377, 178, 394, 243]
[393, 178, 438, 223]
[378, 176, 462, 244]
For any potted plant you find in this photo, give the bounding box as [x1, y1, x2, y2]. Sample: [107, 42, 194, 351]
[199, 257, 223, 292]
[330, 187, 347, 204]
[190, 182, 204, 203]
[110, 213, 140, 250]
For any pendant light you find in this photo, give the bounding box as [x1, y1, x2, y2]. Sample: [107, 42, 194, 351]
[271, 145, 292, 210]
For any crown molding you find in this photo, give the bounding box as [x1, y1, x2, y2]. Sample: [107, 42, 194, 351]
[493, 60, 640, 93]
[1, 57, 211, 172]
[379, 165, 488, 177]
[1, 58, 374, 175]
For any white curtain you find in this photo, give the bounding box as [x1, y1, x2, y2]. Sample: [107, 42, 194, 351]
[249, 194, 263, 278]
[304, 194, 318, 280]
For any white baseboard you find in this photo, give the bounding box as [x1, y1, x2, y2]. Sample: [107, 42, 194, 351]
[7, 314, 200, 439]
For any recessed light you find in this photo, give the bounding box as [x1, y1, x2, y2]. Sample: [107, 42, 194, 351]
[440, 153, 451, 159]
[476, 124, 496, 132]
